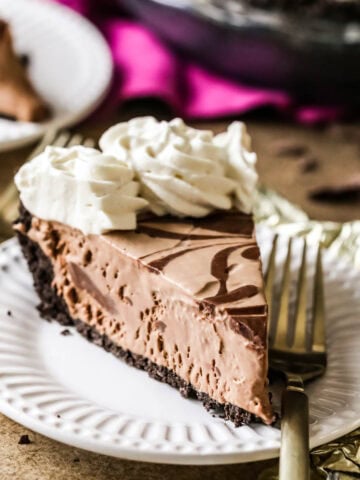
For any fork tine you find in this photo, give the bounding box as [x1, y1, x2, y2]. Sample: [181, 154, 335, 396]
[312, 246, 326, 353]
[292, 240, 308, 351]
[52, 131, 71, 148]
[0, 129, 60, 223]
[0, 184, 17, 215]
[67, 133, 84, 147]
[265, 234, 278, 342]
[274, 237, 293, 349]
[83, 137, 96, 148]
[28, 128, 59, 160]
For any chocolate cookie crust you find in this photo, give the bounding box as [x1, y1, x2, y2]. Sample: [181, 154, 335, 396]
[15, 207, 262, 427]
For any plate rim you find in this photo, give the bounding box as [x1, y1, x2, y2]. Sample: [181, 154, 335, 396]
[0, 236, 360, 465]
[0, 399, 280, 465]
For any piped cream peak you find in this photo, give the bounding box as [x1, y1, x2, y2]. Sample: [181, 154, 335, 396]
[16, 118, 258, 235]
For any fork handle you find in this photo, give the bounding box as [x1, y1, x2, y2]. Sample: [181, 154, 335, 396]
[279, 379, 310, 480]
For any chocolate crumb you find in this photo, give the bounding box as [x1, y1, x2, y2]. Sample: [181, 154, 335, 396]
[18, 434, 31, 445]
[56, 414, 61, 418]
[299, 155, 319, 173]
[19, 54, 29, 68]
[61, 329, 72, 336]
[328, 124, 360, 143]
[73, 458, 80, 463]
[270, 139, 308, 158]
[1, 265, 8, 272]
[7, 310, 12, 316]
[309, 175, 360, 203]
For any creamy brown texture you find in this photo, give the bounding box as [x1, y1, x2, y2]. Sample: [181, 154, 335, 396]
[19, 211, 273, 424]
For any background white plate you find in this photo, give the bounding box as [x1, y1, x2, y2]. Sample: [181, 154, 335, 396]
[0, 233, 359, 465]
[0, 0, 112, 152]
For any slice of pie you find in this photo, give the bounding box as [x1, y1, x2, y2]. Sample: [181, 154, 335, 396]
[13, 118, 274, 426]
[15, 207, 273, 425]
[0, 19, 49, 122]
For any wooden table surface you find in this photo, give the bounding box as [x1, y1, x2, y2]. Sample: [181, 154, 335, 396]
[0, 106, 359, 480]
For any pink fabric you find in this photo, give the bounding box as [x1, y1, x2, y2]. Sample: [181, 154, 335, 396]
[57, 0, 348, 123]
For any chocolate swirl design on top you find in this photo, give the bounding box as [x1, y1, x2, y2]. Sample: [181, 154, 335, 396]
[205, 284, 259, 305]
[242, 246, 260, 260]
[136, 212, 264, 313]
[148, 245, 210, 272]
[204, 244, 259, 304]
[138, 225, 235, 241]
[137, 211, 254, 240]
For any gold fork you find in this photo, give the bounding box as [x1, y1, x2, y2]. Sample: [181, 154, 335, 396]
[0, 130, 95, 238]
[265, 236, 327, 480]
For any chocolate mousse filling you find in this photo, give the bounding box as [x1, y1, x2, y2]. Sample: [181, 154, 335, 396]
[15, 206, 274, 427]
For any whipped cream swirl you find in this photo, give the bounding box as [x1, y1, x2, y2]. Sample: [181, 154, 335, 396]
[15, 145, 148, 234]
[100, 117, 257, 217]
[15, 118, 258, 235]
[214, 121, 258, 214]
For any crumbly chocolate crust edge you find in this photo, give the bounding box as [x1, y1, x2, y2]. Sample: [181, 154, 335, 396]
[15, 208, 265, 427]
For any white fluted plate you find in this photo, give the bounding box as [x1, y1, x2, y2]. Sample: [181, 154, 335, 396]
[0, 233, 359, 464]
[0, 0, 112, 152]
